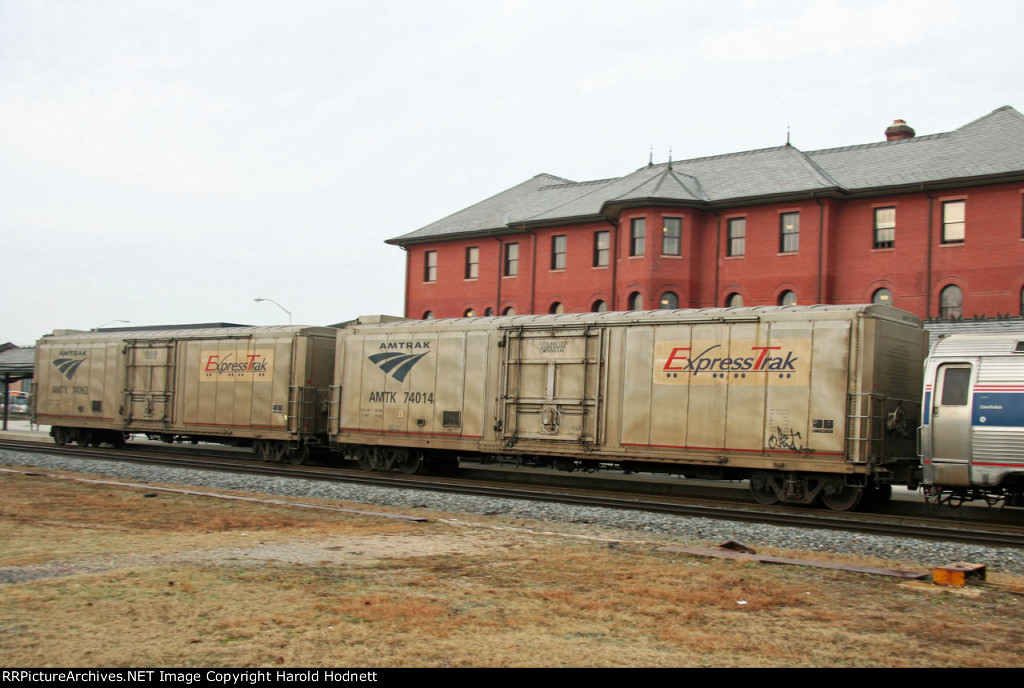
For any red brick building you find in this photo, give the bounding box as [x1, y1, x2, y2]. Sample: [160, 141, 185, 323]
[389, 106, 1024, 322]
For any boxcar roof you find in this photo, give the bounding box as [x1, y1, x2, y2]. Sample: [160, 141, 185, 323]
[40, 325, 340, 342]
[346, 304, 920, 333]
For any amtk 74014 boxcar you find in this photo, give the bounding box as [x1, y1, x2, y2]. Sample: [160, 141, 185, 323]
[329, 304, 928, 511]
[34, 325, 337, 463]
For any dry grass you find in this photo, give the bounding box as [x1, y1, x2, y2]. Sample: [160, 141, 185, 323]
[2, 467, 1024, 667]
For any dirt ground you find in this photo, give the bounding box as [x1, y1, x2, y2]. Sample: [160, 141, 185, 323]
[2, 465, 1024, 668]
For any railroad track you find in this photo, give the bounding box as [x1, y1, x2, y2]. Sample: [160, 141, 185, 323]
[3, 437, 1024, 550]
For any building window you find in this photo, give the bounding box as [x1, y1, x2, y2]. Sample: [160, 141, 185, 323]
[727, 218, 746, 257]
[465, 246, 479, 279]
[630, 218, 645, 257]
[662, 218, 681, 256]
[424, 251, 437, 282]
[726, 293, 744, 307]
[659, 291, 679, 309]
[942, 201, 965, 243]
[504, 243, 519, 277]
[780, 213, 799, 253]
[503, 306, 516, 316]
[464, 308, 475, 317]
[551, 235, 566, 270]
[940, 284, 963, 319]
[592, 300, 607, 313]
[594, 231, 610, 267]
[872, 288, 893, 306]
[549, 302, 564, 314]
[628, 292, 643, 310]
[778, 290, 797, 306]
[422, 311, 434, 320]
[874, 208, 895, 249]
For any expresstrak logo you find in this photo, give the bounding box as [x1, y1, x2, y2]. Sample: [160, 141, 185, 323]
[654, 339, 810, 385]
[369, 341, 430, 382]
[53, 350, 87, 380]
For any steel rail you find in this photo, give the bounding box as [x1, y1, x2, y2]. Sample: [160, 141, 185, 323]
[2, 438, 1024, 550]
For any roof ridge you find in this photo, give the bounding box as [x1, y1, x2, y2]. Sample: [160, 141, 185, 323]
[643, 145, 793, 169]
[541, 177, 621, 190]
[518, 176, 622, 223]
[655, 167, 708, 201]
[786, 145, 841, 188]
[807, 132, 949, 156]
[399, 173, 572, 236]
[954, 104, 1023, 132]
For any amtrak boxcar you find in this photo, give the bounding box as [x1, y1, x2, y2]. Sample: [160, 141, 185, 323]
[922, 333, 1024, 507]
[34, 325, 337, 463]
[329, 305, 928, 511]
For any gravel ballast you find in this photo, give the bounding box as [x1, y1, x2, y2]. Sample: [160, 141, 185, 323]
[3, 447, 1024, 576]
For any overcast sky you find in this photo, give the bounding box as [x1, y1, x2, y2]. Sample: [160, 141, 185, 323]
[2, 0, 1022, 345]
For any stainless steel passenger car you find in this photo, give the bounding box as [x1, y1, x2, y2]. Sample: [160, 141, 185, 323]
[922, 333, 1024, 507]
[33, 326, 337, 462]
[330, 305, 928, 510]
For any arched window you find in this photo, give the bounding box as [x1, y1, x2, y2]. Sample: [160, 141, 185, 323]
[503, 306, 517, 316]
[484, 307, 494, 316]
[659, 291, 679, 309]
[464, 308, 475, 317]
[549, 302, 564, 314]
[422, 311, 434, 320]
[778, 290, 797, 306]
[726, 293, 744, 307]
[628, 292, 643, 310]
[940, 285, 963, 319]
[591, 300, 607, 313]
[872, 288, 893, 306]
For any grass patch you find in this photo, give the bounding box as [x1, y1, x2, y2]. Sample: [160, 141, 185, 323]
[2, 468, 1024, 667]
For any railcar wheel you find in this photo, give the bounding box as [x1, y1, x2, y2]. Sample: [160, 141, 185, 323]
[749, 473, 780, 506]
[398, 450, 423, 475]
[110, 432, 127, 449]
[354, 447, 374, 471]
[52, 427, 69, 446]
[379, 448, 402, 471]
[821, 483, 863, 512]
[266, 441, 287, 463]
[286, 443, 309, 466]
[75, 431, 93, 447]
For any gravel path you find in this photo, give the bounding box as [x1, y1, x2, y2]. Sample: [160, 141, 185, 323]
[4, 447, 1024, 576]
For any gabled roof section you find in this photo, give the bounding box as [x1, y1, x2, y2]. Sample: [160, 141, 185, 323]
[388, 173, 580, 244]
[389, 106, 1024, 245]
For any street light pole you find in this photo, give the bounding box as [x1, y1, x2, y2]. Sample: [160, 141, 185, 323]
[253, 298, 292, 325]
[93, 319, 130, 331]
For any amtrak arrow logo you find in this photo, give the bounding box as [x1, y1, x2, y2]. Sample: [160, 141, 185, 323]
[53, 358, 86, 380]
[368, 351, 429, 383]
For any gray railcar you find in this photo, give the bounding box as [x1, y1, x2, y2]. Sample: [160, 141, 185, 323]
[330, 305, 927, 510]
[922, 333, 1024, 507]
[34, 325, 337, 462]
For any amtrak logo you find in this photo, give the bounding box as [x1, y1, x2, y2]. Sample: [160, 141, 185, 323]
[369, 351, 429, 382]
[53, 357, 86, 380]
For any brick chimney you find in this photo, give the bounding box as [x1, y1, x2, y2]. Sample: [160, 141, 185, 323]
[885, 119, 916, 141]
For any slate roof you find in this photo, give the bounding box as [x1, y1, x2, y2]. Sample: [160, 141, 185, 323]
[390, 106, 1024, 245]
